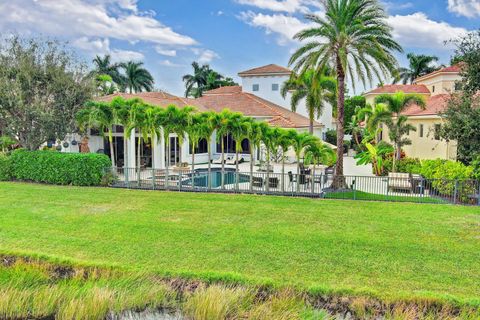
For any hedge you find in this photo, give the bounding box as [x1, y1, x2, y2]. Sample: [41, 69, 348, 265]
[9, 150, 111, 186]
[0, 154, 12, 181]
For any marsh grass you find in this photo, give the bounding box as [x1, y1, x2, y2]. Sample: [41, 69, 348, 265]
[1, 256, 478, 320]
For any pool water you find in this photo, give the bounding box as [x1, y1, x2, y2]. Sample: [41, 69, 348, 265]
[186, 169, 250, 188]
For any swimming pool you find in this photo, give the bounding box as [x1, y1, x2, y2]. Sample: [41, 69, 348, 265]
[185, 168, 250, 188]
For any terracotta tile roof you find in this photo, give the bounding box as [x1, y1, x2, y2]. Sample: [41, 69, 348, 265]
[238, 64, 292, 77]
[414, 64, 462, 83]
[401, 94, 450, 116]
[365, 84, 430, 95]
[96, 92, 209, 112]
[196, 90, 321, 129]
[203, 86, 243, 95]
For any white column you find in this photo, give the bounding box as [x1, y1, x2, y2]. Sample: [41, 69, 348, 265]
[127, 129, 136, 168]
[152, 134, 164, 169]
[183, 133, 190, 164]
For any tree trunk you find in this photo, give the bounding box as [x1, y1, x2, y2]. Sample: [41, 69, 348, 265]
[266, 150, 270, 193]
[249, 146, 254, 192]
[309, 119, 314, 135]
[165, 135, 170, 190]
[221, 137, 225, 189]
[296, 153, 300, 193]
[108, 130, 116, 168]
[137, 134, 141, 186]
[333, 58, 346, 189]
[207, 138, 212, 190]
[281, 154, 285, 193]
[235, 148, 239, 191]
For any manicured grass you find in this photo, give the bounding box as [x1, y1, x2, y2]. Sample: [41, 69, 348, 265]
[324, 190, 448, 204]
[0, 182, 479, 307]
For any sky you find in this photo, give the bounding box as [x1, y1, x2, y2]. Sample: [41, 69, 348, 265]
[0, 0, 479, 96]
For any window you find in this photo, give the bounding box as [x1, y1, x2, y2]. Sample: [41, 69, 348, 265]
[252, 84, 259, 92]
[419, 124, 424, 138]
[272, 83, 279, 91]
[216, 134, 250, 154]
[189, 138, 208, 154]
[434, 124, 441, 140]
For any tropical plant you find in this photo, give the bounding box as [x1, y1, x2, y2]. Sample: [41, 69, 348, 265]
[277, 130, 294, 192]
[126, 102, 147, 183]
[120, 61, 154, 94]
[287, 131, 317, 191]
[183, 62, 238, 98]
[0, 136, 16, 153]
[76, 101, 117, 167]
[227, 113, 250, 190]
[375, 91, 426, 171]
[262, 126, 283, 192]
[394, 53, 439, 84]
[289, 0, 402, 183]
[92, 55, 123, 86]
[281, 68, 336, 134]
[211, 109, 233, 189]
[355, 142, 393, 176]
[304, 140, 337, 177]
[186, 113, 211, 180]
[95, 74, 116, 96]
[246, 121, 265, 191]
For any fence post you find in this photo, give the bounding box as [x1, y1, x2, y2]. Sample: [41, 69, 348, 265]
[453, 180, 458, 204]
[353, 178, 357, 200]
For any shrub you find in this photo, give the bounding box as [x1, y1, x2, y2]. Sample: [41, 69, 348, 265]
[471, 155, 480, 180]
[383, 157, 422, 175]
[10, 150, 111, 186]
[325, 129, 336, 145]
[0, 154, 12, 181]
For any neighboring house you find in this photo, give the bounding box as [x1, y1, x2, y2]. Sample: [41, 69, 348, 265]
[238, 64, 335, 137]
[363, 65, 462, 160]
[68, 71, 325, 169]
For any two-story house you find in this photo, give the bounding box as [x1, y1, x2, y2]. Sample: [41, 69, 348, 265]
[363, 65, 462, 160]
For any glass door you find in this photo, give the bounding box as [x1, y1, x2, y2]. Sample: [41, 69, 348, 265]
[167, 137, 180, 167]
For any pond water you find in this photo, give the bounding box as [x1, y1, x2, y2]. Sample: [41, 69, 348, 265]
[186, 169, 250, 188]
[112, 309, 185, 320]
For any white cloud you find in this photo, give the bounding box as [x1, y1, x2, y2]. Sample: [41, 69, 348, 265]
[235, 0, 321, 13]
[238, 11, 311, 45]
[0, 0, 196, 46]
[386, 12, 468, 49]
[448, 0, 480, 18]
[72, 37, 144, 62]
[192, 49, 220, 63]
[155, 47, 177, 57]
[159, 60, 183, 67]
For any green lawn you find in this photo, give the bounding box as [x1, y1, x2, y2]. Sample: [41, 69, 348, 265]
[0, 182, 479, 307]
[324, 190, 449, 204]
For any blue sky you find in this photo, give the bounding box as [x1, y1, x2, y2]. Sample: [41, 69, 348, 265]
[0, 0, 479, 96]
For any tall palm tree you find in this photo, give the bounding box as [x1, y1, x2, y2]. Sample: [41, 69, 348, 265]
[211, 109, 233, 189]
[182, 62, 210, 98]
[281, 68, 336, 134]
[120, 61, 154, 94]
[227, 113, 250, 190]
[186, 113, 211, 187]
[263, 126, 283, 192]
[172, 106, 195, 170]
[202, 112, 218, 189]
[111, 97, 140, 169]
[77, 101, 116, 167]
[289, 0, 402, 184]
[278, 129, 293, 192]
[304, 140, 337, 179]
[375, 91, 426, 171]
[92, 55, 123, 86]
[158, 105, 177, 188]
[394, 53, 439, 84]
[126, 102, 147, 184]
[246, 120, 265, 192]
[287, 131, 317, 192]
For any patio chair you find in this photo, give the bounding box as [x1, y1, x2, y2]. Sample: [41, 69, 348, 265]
[388, 172, 413, 193]
[288, 171, 297, 188]
[252, 176, 264, 188]
[225, 157, 236, 165]
[268, 177, 279, 189]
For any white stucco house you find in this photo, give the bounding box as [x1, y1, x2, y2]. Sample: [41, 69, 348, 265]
[63, 64, 333, 170]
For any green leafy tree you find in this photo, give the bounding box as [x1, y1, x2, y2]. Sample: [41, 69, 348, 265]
[344, 96, 366, 134]
[451, 30, 480, 96]
[183, 62, 237, 98]
[246, 120, 265, 191]
[227, 113, 250, 190]
[289, 0, 402, 183]
[287, 131, 317, 192]
[304, 140, 337, 177]
[0, 36, 94, 150]
[278, 129, 294, 192]
[441, 94, 480, 164]
[0, 136, 15, 153]
[95, 74, 116, 96]
[120, 61, 154, 94]
[394, 53, 439, 84]
[355, 142, 393, 176]
[186, 113, 211, 177]
[92, 55, 123, 87]
[126, 102, 147, 182]
[281, 68, 336, 134]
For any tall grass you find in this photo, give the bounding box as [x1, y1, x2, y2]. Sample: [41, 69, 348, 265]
[0, 256, 478, 320]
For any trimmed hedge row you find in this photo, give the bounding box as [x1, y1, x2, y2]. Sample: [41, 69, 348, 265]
[8, 150, 111, 186]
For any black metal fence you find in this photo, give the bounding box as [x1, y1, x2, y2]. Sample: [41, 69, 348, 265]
[105, 167, 480, 206]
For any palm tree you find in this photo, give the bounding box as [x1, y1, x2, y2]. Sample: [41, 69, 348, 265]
[126, 102, 147, 184]
[182, 62, 210, 98]
[120, 61, 154, 94]
[304, 140, 337, 179]
[202, 112, 218, 189]
[394, 53, 439, 84]
[77, 101, 116, 167]
[263, 126, 284, 192]
[287, 131, 317, 192]
[186, 113, 211, 187]
[289, 0, 402, 184]
[246, 120, 265, 192]
[375, 91, 426, 171]
[227, 113, 250, 190]
[281, 68, 336, 134]
[172, 106, 195, 170]
[278, 130, 293, 192]
[211, 109, 233, 189]
[158, 105, 177, 188]
[92, 55, 123, 86]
